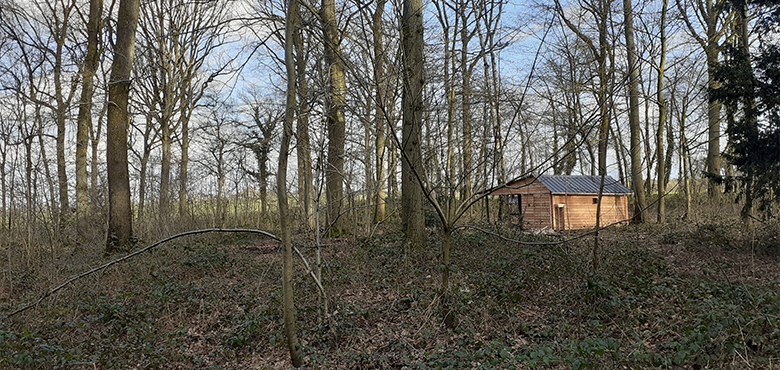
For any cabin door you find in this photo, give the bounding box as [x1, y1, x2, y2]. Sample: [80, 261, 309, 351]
[554, 205, 565, 231]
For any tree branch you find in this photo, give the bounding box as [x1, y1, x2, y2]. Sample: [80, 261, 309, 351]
[2, 228, 279, 320]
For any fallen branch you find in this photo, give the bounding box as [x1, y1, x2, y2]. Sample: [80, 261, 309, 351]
[2, 228, 279, 320]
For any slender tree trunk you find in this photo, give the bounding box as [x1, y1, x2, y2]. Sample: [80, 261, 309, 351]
[623, 0, 647, 222]
[0, 149, 5, 232]
[401, 0, 425, 246]
[388, 138, 397, 198]
[260, 161, 268, 216]
[38, 121, 59, 224]
[75, 0, 103, 237]
[159, 121, 172, 219]
[460, 23, 473, 202]
[138, 149, 150, 219]
[53, 13, 73, 231]
[322, 0, 348, 236]
[294, 31, 315, 230]
[680, 106, 692, 220]
[106, 0, 140, 252]
[89, 104, 105, 211]
[25, 138, 33, 247]
[735, 1, 756, 224]
[643, 96, 654, 196]
[179, 115, 189, 217]
[373, 0, 387, 223]
[665, 114, 674, 188]
[281, 0, 303, 365]
[656, 0, 668, 224]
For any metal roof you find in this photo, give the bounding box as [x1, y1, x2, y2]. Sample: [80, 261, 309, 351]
[536, 175, 633, 195]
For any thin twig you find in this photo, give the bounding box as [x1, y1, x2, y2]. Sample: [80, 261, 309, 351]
[3, 228, 279, 320]
[292, 246, 327, 298]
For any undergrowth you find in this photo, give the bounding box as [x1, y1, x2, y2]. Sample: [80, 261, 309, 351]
[0, 221, 779, 369]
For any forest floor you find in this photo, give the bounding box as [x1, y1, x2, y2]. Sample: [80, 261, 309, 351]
[1, 209, 779, 369]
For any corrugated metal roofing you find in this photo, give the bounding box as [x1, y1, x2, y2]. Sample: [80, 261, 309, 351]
[536, 175, 632, 195]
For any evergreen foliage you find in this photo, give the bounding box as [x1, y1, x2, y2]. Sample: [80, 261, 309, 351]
[714, 0, 780, 217]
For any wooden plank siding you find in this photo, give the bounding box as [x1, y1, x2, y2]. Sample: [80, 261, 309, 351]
[551, 194, 629, 230]
[494, 177, 554, 229]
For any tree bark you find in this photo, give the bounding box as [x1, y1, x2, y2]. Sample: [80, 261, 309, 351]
[179, 104, 190, 218]
[401, 0, 425, 247]
[656, 0, 668, 224]
[372, 0, 387, 223]
[281, 0, 303, 365]
[294, 27, 315, 230]
[623, 0, 647, 223]
[75, 0, 103, 236]
[676, 0, 729, 198]
[322, 0, 348, 236]
[105, 0, 140, 252]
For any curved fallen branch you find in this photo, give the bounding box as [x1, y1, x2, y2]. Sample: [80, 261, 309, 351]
[3, 228, 279, 320]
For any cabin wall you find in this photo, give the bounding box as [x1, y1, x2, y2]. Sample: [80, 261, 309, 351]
[509, 179, 553, 229]
[551, 194, 629, 230]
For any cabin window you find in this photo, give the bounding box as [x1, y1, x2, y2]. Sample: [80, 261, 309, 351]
[592, 197, 598, 204]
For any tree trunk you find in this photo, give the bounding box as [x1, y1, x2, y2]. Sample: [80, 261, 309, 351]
[75, 0, 103, 237]
[643, 96, 654, 197]
[679, 105, 692, 220]
[138, 148, 150, 219]
[37, 114, 59, 224]
[281, 0, 303, 365]
[677, 0, 728, 198]
[53, 7, 73, 231]
[705, 46, 723, 198]
[656, 0, 668, 224]
[372, 0, 387, 223]
[460, 13, 474, 202]
[159, 117, 172, 219]
[322, 0, 348, 236]
[106, 0, 140, 252]
[294, 30, 315, 230]
[89, 102, 105, 211]
[623, 0, 647, 222]
[179, 114, 189, 218]
[735, 1, 756, 224]
[401, 0, 425, 247]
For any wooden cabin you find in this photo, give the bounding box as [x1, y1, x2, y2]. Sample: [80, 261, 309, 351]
[490, 175, 632, 230]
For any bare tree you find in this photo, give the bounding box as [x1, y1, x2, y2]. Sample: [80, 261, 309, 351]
[240, 102, 278, 217]
[676, 0, 732, 197]
[554, 0, 614, 268]
[135, 0, 235, 221]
